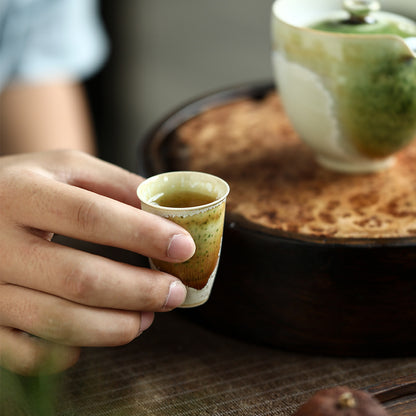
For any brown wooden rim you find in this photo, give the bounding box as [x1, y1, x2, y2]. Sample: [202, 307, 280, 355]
[139, 80, 416, 249]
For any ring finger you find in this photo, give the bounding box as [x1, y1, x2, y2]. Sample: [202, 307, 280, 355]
[1, 228, 186, 312]
[0, 284, 154, 347]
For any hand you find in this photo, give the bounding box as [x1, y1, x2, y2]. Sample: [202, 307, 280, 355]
[0, 150, 195, 375]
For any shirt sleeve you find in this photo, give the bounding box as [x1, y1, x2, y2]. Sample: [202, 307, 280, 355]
[0, 0, 109, 88]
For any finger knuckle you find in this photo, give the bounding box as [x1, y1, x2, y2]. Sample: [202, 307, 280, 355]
[8, 353, 42, 376]
[33, 305, 75, 345]
[12, 347, 50, 376]
[63, 263, 98, 303]
[138, 274, 171, 311]
[41, 314, 73, 345]
[16, 344, 78, 376]
[50, 149, 85, 165]
[111, 315, 141, 346]
[0, 167, 29, 218]
[76, 199, 101, 235]
[0, 334, 56, 376]
[142, 292, 165, 311]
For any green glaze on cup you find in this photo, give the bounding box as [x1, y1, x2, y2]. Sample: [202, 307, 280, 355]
[271, 0, 416, 173]
[137, 171, 229, 308]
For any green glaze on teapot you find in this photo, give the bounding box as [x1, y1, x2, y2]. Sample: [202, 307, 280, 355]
[312, 15, 416, 36]
[271, 0, 416, 173]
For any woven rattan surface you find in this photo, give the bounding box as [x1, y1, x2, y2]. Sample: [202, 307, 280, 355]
[53, 310, 416, 416]
[2, 240, 415, 416]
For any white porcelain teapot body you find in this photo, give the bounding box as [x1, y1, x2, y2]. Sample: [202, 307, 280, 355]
[271, 0, 416, 173]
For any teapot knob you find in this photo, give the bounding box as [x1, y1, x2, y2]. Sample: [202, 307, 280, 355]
[343, 0, 380, 23]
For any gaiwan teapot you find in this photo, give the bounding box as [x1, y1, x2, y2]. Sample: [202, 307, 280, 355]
[271, 0, 416, 173]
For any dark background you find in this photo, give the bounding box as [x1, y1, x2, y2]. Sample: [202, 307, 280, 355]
[86, 0, 275, 174]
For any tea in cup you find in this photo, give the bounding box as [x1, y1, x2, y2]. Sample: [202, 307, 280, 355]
[137, 171, 229, 307]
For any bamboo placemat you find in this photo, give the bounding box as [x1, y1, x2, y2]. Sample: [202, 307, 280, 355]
[2, 242, 415, 416]
[53, 311, 416, 416]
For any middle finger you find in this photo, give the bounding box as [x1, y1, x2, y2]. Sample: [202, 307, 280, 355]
[2, 230, 186, 312]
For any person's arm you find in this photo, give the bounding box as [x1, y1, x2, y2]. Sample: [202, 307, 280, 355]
[0, 81, 96, 155]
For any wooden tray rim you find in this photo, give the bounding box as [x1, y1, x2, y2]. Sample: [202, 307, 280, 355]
[139, 81, 416, 248]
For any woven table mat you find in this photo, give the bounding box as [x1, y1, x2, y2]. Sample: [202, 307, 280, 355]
[2, 242, 415, 415]
[52, 311, 416, 416]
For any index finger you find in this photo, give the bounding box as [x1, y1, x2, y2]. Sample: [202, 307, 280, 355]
[7, 166, 196, 263]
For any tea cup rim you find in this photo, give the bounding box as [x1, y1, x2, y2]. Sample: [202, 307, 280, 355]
[137, 171, 230, 212]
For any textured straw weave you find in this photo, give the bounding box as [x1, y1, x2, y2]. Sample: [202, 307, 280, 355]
[55, 311, 416, 416]
[2, 243, 415, 416]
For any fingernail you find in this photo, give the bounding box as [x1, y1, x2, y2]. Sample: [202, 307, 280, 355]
[137, 311, 154, 336]
[163, 281, 187, 310]
[167, 234, 195, 261]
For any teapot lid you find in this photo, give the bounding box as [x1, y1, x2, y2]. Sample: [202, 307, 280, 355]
[310, 0, 416, 38]
[342, 0, 380, 24]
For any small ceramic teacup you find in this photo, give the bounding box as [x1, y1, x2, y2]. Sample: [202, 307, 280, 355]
[137, 171, 229, 308]
[271, 0, 416, 173]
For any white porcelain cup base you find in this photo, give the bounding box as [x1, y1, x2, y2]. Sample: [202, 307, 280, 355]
[316, 154, 396, 174]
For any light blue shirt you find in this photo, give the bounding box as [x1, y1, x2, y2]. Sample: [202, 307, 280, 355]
[0, 0, 109, 92]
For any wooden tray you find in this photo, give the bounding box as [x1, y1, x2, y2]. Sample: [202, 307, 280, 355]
[140, 82, 416, 357]
[367, 375, 416, 415]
